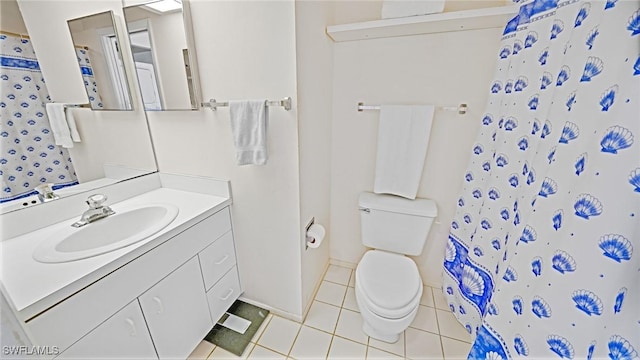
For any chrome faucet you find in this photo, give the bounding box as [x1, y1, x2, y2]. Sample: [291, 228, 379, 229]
[35, 183, 60, 203]
[72, 194, 115, 228]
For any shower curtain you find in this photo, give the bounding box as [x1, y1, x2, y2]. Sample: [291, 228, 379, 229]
[76, 48, 104, 109]
[0, 34, 77, 203]
[442, 0, 639, 358]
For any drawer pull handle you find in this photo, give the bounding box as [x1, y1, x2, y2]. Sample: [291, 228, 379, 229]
[153, 297, 164, 314]
[219, 288, 234, 301]
[125, 318, 137, 337]
[214, 254, 230, 265]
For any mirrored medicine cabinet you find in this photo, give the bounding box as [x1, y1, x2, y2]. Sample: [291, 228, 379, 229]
[123, 0, 202, 111]
[67, 11, 135, 111]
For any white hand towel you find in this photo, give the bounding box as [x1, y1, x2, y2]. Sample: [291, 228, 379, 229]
[373, 105, 435, 199]
[65, 107, 82, 143]
[229, 100, 268, 165]
[45, 103, 74, 148]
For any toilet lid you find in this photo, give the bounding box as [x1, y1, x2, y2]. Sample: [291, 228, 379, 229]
[356, 250, 422, 317]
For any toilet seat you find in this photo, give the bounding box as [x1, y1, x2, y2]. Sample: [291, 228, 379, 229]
[356, 250, 422, 319]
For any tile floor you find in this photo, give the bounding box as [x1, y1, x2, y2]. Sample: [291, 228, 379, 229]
[189, 264, 473, 360]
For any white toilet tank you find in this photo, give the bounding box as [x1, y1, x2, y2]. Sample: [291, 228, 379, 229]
[359, 192, 437, 256]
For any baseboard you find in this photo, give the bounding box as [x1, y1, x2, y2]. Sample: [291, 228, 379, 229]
[329, 258, 357, 269]
[300, 261, 331, 322]
[237, 297, 303, 323]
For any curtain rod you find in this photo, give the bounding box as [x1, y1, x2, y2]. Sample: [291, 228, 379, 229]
[1, 30, 89, 50]
[0, 30, 29, 39]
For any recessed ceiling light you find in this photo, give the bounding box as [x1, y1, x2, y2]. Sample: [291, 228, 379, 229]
[141, 0, 182, 14]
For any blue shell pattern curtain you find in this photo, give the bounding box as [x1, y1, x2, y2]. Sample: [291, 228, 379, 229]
[442, 0, 640, 358]
[76, 48, 104, 109]
[0, 34, 77, 203]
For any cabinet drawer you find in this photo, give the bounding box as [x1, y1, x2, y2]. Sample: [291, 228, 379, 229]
[206, 267, 241, 323]
[199, 231, 237, 291]
[56, 300, 156, 359]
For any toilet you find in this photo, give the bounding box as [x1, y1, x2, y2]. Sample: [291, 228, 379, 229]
[355, 192, 437, 343]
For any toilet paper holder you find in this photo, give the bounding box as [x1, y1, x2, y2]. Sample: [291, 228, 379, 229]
[305, 217, 326, 250]
[305, 217, 315, 250]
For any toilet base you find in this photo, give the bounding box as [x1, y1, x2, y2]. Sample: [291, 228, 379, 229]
[355, 282, 421, 345]
[362, 322, 400, 343]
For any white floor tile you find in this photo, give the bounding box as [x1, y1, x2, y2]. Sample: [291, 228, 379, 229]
[209, 343, 255, 359]
[289, 326, 332, 359]
[441, 336, 473, 360]
[410, 305, 439, 334]
[420, 287, 435, 308]
[187, 340, 215, 360]
[257, 316, 301, 356]
[366, 347, 403, 359]
[248, 345, 287, 360]
[368, 332, 404, 357]
[253, 314, 273, 343]
[432, 287, 449, 310]
[304, 301, 340, 334]
[315, 281, 347, 307]
[335, 309, 369, 345]
[435, 309, 472, 343]
[405, 328, 443, 360]
[342, 287, 359, 312]
[348, 273, 356, 288]
[328, 336, 367, 359]
[324, 265, 352, 285]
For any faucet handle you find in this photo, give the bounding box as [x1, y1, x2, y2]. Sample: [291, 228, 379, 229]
[35, 183, 54, 195]
[35, 183, 59, 202]
[86, 194, 108, 209]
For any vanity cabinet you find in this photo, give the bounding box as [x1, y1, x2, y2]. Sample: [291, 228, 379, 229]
[23, 206, 241, 360]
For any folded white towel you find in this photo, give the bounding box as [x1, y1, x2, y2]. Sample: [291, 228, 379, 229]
[65, 107, 82, 143]
[45, 103, 73, 148]
[373, 105, 435, 199]
[229, 100, 268, 165]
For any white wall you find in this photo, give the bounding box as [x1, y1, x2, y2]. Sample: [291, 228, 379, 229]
[146, 0, 304, 318]
[329, 26, 502, 286]
[330, 0, 510, 25]
[294, 0, 334, 313]
[16, 0, 157, 182]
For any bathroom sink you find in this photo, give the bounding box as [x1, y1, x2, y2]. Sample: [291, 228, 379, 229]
[33, 204, 179, 263]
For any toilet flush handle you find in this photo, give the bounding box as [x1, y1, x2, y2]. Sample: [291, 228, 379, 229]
[359, 207, 371, 214]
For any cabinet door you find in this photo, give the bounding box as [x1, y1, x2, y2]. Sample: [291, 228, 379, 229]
[56, 300, 157, 359]
[139, 257, 213, 359]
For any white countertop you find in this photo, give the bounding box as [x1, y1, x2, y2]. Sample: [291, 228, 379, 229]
[0, 187, 230, 318]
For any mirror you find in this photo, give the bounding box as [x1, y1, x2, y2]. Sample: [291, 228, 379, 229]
[67, 11, 134, 110]
[123, 0, 201, 110]
[0, 0, 158, 214]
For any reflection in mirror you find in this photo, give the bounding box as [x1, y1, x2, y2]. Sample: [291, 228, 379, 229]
[67, 11, 134, 110]
[0, 4, 80, 209]
[1, 1, 158, 214]
[123, 0, 200, 110]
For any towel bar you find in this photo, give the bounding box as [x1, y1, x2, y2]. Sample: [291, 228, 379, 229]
[357, 102, 468, 115]
[202, 97, 292, 111]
